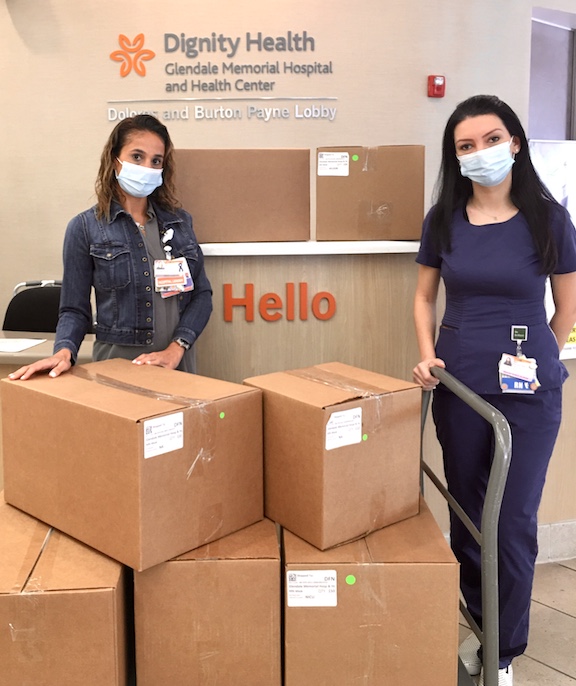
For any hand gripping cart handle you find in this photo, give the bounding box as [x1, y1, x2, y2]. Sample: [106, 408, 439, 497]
[421, 367, 512, 686]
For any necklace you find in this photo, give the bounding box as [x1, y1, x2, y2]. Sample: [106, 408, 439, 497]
[468, 201, 512, 223]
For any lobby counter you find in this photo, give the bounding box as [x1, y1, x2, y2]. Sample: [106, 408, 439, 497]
[199, 240, 420, 256]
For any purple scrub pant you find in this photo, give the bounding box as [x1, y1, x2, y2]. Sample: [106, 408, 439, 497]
[432, 388, 562, 669]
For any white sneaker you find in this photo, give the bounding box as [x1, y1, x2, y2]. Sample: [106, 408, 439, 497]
[458, 632, 482, 676]
[478, 663, 513, 686]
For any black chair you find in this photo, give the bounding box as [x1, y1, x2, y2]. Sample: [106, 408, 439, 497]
[3, 281, 96, 333]
[3, 280, 64, 332]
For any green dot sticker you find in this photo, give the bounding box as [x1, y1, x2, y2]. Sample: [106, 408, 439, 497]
[345, 575, 356, 585]
[219, 412, 226, 419]
[352, 154, 359, 162]
[362, 434, 368, 441]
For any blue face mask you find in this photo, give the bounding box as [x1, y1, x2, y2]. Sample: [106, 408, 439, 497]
[116, 159, 163, 198]
[457, 139, 515, 187]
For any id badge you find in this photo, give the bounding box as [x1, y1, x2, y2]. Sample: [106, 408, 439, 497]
[499, 353, 540, 394]
[154, 257, 194, 298]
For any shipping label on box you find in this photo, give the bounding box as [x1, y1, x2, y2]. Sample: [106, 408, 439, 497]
[325, 406, 362, 450]
[143, 411, 184, 458]
[286, 569, 338, 607]
[317, 151, 349, 177]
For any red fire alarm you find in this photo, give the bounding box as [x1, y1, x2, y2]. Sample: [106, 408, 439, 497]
[427, 75, 446, 98]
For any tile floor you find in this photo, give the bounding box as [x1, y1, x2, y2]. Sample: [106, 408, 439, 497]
[459, 558, 576, 685]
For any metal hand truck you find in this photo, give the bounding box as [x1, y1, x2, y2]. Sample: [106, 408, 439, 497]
[421, 367, 512, 686]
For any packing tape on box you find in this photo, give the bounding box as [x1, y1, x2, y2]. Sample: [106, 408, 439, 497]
[196, 502, 225, 544]
[72, 367, 216, 476]
[190, 568, 225, 679]
[8, 540, 51, 664]
[360, 148, 393, 230]
[10, 523, 51, 595]
[287, 368, 385, 397]
[361, 146, 379, 172]
[8, 593, 46, 665]
[6, 525, 52, 664]
[286, 367, 388, 433]
[24, 529, 63, 596]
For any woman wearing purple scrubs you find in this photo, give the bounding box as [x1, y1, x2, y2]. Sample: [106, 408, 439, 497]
[413, 95, 576, 686]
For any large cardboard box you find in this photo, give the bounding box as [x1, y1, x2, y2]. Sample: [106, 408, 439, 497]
[0, 496, 127, 685]
[134, 518, 281, 686]
[284, 498, 459, 686]
[174, 148, 311, 242]
[1, 359, 263, 571]
[316, 145, 425, 241]
[244, 362, 421, 550]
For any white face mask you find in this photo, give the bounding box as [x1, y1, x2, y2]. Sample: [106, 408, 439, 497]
[116, 159, 163, 198]
[457, 139, 515, 187]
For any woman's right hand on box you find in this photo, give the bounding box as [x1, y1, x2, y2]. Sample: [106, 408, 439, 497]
[8, 349, 73, 380]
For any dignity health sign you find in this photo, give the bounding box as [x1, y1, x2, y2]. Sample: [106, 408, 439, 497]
[107, 29, 338, 124]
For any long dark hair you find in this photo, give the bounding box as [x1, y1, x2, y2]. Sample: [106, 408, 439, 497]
[95, 115, 180, 219]
[431, 94, 559, 274]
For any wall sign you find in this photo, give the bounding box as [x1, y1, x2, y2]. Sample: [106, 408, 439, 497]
[107, 29, 337, 124]
[223, 282, 336, 322]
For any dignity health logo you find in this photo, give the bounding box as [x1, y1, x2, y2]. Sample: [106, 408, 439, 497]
[110, 34, 155, 76]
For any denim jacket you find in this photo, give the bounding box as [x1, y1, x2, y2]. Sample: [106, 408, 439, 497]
[55, 201, 213, 362]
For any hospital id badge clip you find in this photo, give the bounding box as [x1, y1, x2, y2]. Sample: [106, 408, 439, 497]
[499, 325, 540, 394]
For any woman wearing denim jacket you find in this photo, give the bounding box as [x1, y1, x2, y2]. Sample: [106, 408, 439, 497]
[10, 115, 212, 380]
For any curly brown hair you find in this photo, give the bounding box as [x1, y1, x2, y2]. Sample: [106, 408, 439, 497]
[95, 115, 180, 219]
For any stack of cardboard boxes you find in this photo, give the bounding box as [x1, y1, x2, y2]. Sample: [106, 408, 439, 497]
[0, 358, 267, 685]
[244, 363, 459, 685]
[1, 358, 458, 685]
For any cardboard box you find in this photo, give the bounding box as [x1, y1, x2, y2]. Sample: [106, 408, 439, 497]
[244, 362, 421, 550]
[134, 518, 281, 686]
[1, 359, 263, 571]
[316, 145, 425, 241]
[0, 496, 127, 685]
[284, 498, 459, 686]
[174, 149, 311, 242]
